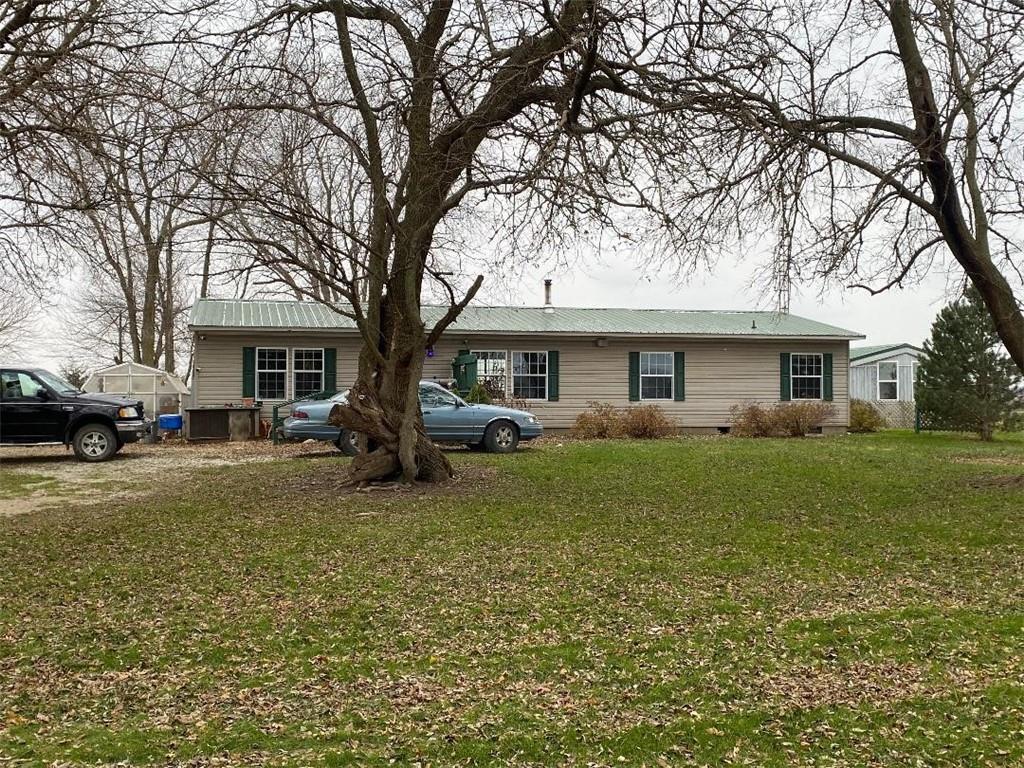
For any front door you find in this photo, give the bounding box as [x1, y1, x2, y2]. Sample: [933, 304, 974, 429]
[0, 370, 66, 442]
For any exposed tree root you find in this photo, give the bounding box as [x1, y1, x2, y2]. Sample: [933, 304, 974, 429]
[329, 397, 454, 485]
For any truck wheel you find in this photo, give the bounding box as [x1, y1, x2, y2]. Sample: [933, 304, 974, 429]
[483, 420, 519, 454]
[73, 424, 118, 462]
[335, 429, 361, 456]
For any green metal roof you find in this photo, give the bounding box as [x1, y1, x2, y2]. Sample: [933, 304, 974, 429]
[190, 298, 863, 339]
[850, 343, 924, 361]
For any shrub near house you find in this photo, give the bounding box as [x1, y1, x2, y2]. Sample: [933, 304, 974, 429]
[572, 403, 674, 439]
[849, 399, 886, 433]
[731, 402, 836, 437]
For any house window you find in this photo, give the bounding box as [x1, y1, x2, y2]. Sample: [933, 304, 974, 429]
[512, 351, 547, 399]
[472, 350, 507, 396]
[877, 360, 898, 400]
[640, 352, 673, 400]
[293, 348, 324, 398]
[257, 348, 287, 400]
[791, 353, 823, 400]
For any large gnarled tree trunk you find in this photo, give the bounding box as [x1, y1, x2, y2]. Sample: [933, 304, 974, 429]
[277, 1, 591, 483]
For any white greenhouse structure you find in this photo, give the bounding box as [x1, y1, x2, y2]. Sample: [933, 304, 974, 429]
[83, 361, 189, 418]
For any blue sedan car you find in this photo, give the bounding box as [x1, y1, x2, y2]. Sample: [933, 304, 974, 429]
[282, 380, 543, 454]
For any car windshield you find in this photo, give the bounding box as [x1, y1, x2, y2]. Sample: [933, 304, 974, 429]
[329, 385, 468, 408]
[34, 369, 81, 395]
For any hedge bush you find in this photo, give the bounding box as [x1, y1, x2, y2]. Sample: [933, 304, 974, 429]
[731, 402, 835, 437]
[849, 399, 886, 433]
[572, 402, 625, 439]
[620, 404, 675, 439]
[572, 402, 674, 439]
[464, 382, 493, 404]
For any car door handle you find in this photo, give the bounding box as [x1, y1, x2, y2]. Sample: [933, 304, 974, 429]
[423, 410, 432, 415]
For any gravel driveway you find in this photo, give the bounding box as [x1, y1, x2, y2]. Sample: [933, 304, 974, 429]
[0, 439, 339, 516]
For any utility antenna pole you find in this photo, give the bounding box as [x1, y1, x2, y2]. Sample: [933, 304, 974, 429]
[773, 253, 792, 315]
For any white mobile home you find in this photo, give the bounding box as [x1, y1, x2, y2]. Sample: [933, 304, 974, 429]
[849, 343, 925, 427]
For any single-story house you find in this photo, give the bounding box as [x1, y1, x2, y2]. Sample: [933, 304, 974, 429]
[188, 297, 864, 433]
[849, 343, 925, 427]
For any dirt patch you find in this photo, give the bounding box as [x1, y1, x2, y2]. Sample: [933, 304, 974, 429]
[965, 474, 1024, 490]
[278, 462, 499, 502]
[0, 439, 339, 517]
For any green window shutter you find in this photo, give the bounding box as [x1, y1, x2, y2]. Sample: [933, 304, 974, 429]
[673, 351, 685, 401]
[547, 350, 559, 401]
[780, 352, 791, 401]
[823, 352, 833, 401]
[628, 351, 640, 402]
[324, 348, 337, 392]
[242, 347, 256, 398]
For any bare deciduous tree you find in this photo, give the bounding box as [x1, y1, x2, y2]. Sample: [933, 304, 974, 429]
[0, 285, 30, 356]
[218, 0, 725, 484]
[39, 56, 244, 372]
[0, 1, 154, 276]
[668, 0, 1024, 371]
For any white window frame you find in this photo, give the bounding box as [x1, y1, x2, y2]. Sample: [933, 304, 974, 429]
[511, 350, 548, 401]
[876, 359, 899, 401]
[639, 351, 674, 401]
[256, 347, 288, 401]
[292, 347, 325, 399]
[471, 349, 508, 394]
[790, 352, 823, 401]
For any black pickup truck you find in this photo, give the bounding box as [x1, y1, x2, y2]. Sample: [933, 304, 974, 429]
[0, 366, 149, 461]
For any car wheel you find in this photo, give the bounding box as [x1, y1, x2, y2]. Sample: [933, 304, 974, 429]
[483, 420, 519, 454]
[72, 424, 118, 462]
[335, 429, 361, 456]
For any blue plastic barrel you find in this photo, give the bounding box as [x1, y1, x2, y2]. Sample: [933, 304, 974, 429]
[158, 414, 184, 430]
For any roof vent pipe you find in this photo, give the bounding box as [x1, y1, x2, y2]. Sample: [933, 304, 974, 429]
[543, 279, 554, 314]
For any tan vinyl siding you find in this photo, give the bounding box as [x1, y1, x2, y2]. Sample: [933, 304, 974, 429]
[193, 331, 850, 429]
[191, 333, 363, 419]
[423, 335, 849, 428]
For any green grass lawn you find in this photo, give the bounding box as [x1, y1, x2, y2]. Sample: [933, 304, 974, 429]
[2, 432, 1023, 766]
[0, 471, 59, 499]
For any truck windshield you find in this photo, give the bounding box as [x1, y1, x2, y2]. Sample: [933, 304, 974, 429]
[34, 369, 81, 395]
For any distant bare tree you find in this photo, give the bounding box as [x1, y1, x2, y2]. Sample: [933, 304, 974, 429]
[39, 57, 244, 373]
[0, 286, 30, 357]
[1, 1, 227, 371]
[219, 0, 731, 484]
[666, 0, 1024, 372]
[0, 1, 152, 277]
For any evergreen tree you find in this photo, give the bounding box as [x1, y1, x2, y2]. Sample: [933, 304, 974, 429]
[917, 288, 1021, 440]
[58, 360, 89, 390]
